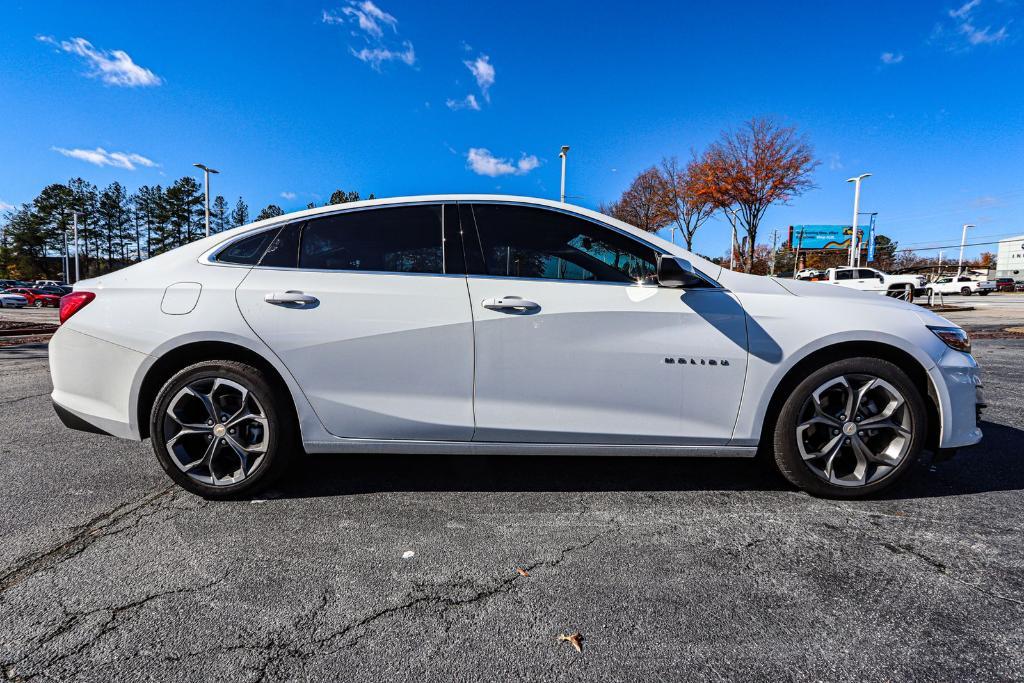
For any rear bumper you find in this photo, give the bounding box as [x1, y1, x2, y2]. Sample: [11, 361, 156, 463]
[49, 326, 148, 440]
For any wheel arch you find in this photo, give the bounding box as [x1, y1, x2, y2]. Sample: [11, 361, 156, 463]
[136, 340, 301, 440]
[757, 340, 941, 454]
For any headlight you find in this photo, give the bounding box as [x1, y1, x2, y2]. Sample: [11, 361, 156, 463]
[928, 325, 971, 353]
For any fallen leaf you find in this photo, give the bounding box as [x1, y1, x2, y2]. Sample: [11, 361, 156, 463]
[557, 632, 583, 653]
[516, 568, 530, 577]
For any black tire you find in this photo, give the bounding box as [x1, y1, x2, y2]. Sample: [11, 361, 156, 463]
[33, 300, 43, 308]
[150, 360, 296, 499]
[772, 357, 928, 498]
[961, 287, 972, 296]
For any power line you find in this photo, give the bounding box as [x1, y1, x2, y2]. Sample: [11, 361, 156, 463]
[898, 237, 1022, 253]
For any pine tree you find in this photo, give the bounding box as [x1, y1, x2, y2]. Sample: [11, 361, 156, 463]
[255, 204, 284, 221]
[97, 182, 132, 270]
[230, 197, 250, 227]
[211, 195, 230, 233]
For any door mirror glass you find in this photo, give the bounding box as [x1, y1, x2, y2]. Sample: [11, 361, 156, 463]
[656, 254, 700, 288]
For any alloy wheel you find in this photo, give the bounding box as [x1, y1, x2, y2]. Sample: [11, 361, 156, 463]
[795, 374, 913, 488]
[163, 377, 270, 486]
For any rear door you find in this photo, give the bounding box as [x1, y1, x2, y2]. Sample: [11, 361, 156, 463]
[234, 203, 476, 441]
[459, 202, 748, 445]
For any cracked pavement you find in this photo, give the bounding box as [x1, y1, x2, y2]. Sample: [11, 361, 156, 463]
[0, 333, 1022, 682]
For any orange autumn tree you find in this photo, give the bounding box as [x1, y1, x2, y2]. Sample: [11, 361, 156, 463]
[613, 167, 674, 234]
[703, 118, 818, 272]
[661, 155, 717, 250]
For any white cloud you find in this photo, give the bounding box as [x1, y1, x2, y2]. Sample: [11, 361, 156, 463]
[350, 41, 415, 68]
[950, 0, 981, 20]
[324, 1, 415, 69]
[280, 191, 297, 200]
[936, 0, 1010, 49]
[37, 35, 161, 87]
[880, 52, 904, 64]
[0, 200, 15, 212]
[446, 94, 481, 111]
[828, 153, 844, 171]
[51, 146, 158, 170]
[464, 54, 495, 100]
[339, 0, 397, 38]
[466, 148, 540, 177]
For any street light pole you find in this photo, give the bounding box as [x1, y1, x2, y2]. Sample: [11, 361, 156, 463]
[193, 163, 220, 237]
[558, 146, 570, 203]
[957, 223, 976, 277]
[726, 208, 740, 270]
[847, 173, 871, 267]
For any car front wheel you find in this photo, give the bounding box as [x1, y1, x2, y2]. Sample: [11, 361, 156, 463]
[150, 360, 295, 498]
[772, 357, 927, 497]
[961, 287, 972, 296]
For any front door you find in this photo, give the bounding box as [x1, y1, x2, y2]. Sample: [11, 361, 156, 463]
[235, 204, 475, 441]
[459, 203, 748, 445]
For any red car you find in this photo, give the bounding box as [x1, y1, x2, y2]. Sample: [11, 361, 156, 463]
[3, 287, 61, 308]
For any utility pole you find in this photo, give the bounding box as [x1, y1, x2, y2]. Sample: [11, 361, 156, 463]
[193, 163, 220, 237]
[957, 223, 975, 277]
[792, 228, 805, 279]
[72, 211, 81, 283]
[558, 146, 570, 203]
[769, 229, 779, 276]
[726, 208, 740, 270]
[847, 173, 871, 267]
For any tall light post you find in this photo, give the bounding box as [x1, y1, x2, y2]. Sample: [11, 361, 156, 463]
[193, 163, 220, 237]
[847, 173, 871, 267]
[957, 223, 976, 277]
[558, 146, 570, 203]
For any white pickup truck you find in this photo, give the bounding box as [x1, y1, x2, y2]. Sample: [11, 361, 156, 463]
[926, 275, 996, 297]
[805, 267, 927, 300]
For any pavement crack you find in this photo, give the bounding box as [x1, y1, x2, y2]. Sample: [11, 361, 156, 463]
[0, 392, 49, 407]
[0, 484, 177, 595]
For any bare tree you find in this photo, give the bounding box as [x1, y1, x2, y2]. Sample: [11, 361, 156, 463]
[704, 118, 818, 272]
[661, 156, 716, 250]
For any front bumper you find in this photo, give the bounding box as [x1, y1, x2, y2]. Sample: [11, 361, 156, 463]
[931, 347, 984, 448]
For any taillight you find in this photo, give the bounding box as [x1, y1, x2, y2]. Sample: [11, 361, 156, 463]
[59, 291, 95, 324]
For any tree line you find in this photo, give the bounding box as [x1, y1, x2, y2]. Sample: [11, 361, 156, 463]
[0, 179, 372, 281]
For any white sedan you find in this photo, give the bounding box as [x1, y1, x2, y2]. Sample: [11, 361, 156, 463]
[0, 292, 28, 308]
[48, 195, 984, 498]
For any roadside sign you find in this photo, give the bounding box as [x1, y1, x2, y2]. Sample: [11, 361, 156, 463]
[789, 225, 866, 250]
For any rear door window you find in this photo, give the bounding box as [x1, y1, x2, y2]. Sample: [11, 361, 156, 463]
[299, 205, 446, 274]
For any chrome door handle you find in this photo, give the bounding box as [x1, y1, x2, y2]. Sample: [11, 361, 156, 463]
[265, 290, 318, 306]
[482, 296, 539, 311]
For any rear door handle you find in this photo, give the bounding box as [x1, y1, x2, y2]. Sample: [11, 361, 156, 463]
[265, 290, 318, 306]
[482, 296, 539, 312]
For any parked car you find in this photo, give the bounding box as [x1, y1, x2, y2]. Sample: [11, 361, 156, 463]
[37, 285, 72, 296]
[995, 277, 1016, 292]
[795, 268, 825, 281]
[3, 287, 62, 308]
[49, 195, 984, 499]
[926, 276, 996, 297]
[0, 292, 28, 308]
[811, 267, 926, 300]
[34, 280, 68, 288]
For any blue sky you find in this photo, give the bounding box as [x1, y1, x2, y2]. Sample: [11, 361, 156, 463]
[1, 0, 1022, 259]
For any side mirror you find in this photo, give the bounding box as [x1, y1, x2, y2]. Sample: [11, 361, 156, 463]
[657, 254, 699, 288]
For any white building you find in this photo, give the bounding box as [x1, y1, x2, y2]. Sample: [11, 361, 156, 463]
[996, 235, 1024, 280]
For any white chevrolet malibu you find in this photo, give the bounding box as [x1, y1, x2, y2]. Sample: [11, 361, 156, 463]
[49, 196, 983, 498]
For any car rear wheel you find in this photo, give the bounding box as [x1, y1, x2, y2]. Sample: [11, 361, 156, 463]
[772, 357, 927, 498]
[960, 287, 972, 296]
[33, 300, 43, 308]
[150, 360, 296, 498]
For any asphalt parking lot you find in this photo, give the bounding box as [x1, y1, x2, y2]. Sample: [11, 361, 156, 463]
[1, 302, 1022, 681]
